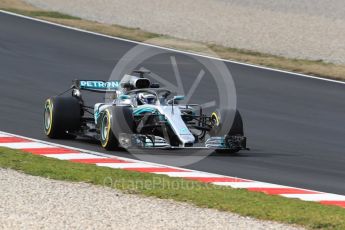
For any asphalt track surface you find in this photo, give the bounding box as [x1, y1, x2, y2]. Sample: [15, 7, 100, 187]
[1, 12, 345, 195]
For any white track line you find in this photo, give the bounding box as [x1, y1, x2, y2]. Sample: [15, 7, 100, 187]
[96, 162, 158, 169]
[0, 133, 11, 137]
[0, 10, 344, 86]
[282, 194, 345, 201]
[0, 142, 55, 149]
[45, 153, 105, 160]
[154, 171, 234, 178]
[212, 181, 290, 188]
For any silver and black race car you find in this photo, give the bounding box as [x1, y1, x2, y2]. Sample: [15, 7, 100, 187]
[44, 71, 247, 153]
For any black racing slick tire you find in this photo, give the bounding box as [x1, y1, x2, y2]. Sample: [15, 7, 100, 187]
[100, 109, 118, 150]
[210, 109, 244, 136]
[100, 106, 135, 150]
[44, 97, 81, 139]
[210, 109, 245, 154]
[228, 110, 244, 136]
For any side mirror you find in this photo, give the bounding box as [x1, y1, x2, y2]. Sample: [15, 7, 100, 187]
[119, 95, 130, 100]
[173, 95, 185, 101]
[72, 89, 81, 98]
[167, 95, 185, 105]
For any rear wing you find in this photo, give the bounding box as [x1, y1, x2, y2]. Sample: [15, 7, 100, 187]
[72, 80, 120, 92]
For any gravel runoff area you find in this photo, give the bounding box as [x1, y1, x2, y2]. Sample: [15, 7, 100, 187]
[0, 169, 303, 230]
[24, 0, 345, 65]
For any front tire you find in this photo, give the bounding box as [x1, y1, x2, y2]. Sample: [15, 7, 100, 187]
[99, 106, 135, 150]
[100, 109, 118, 150]
[210, 109, 244, 154]
[210, 109, 244, 136]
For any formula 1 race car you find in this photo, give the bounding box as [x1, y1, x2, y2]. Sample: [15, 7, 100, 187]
[44, 71, 247, 153]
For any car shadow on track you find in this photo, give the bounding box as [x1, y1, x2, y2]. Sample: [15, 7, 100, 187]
[69, 138, 294, 159]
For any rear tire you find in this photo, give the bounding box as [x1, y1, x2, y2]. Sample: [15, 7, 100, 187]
[44, 97, 81, 138]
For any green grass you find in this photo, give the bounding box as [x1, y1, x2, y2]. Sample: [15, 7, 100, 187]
[2, 8, 81, 20]
[0, 147, 344, 229]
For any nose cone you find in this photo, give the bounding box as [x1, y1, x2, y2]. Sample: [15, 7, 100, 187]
[180, 134, 195, 147]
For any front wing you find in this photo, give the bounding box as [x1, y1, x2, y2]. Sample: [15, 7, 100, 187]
[117, 133, 247, 151]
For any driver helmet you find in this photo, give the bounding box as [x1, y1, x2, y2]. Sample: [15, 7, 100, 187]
[138, 93, 157, 105]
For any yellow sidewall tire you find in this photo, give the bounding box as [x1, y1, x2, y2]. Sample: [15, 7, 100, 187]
[101, 110, 111, 148]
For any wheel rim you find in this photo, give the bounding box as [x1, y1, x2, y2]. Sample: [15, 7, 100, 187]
[211, 112, 220, 127]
